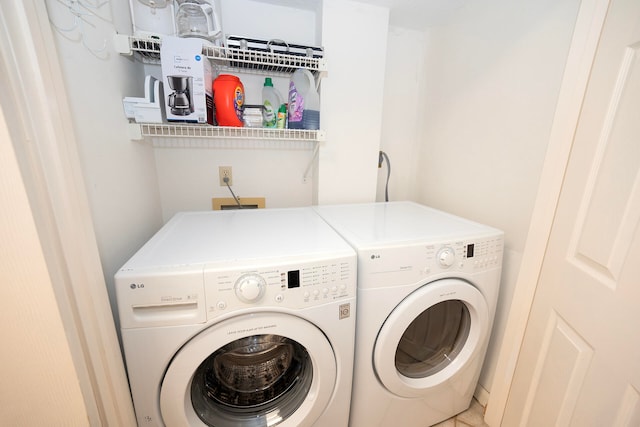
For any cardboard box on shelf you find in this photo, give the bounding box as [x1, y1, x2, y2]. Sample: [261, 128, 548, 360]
[161, 36, 213, 124]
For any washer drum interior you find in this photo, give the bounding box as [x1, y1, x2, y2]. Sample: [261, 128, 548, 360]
[190, 334, 313, 426]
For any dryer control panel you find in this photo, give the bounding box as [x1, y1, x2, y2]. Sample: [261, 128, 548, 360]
[359, 233, 504, 289]
[428, 236, 503, 272]
[203, 255, 356, 318]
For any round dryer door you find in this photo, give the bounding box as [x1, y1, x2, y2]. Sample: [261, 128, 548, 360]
[160, 312, 337, 427]
[373, 278, 489, 398]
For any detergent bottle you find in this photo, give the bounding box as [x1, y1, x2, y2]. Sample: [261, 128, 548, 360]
[261, 77, 282, 128]
[213, 74, 244, 127]
[288, 68, 320, 130]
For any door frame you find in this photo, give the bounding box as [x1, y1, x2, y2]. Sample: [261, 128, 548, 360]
[0, 1, 136, 425]
[484, 0, 611, 424]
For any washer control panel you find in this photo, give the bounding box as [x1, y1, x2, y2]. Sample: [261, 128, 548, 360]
[204, 255, 356, 317]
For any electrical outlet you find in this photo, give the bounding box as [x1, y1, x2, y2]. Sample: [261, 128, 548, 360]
[219, 166, 233, 186]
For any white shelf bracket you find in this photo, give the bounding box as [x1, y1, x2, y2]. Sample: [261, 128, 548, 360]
[113, 34, 133, 56]
[127, 122, 143, 140]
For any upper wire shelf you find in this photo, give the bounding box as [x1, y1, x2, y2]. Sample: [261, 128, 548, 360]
[115, 35, 327, 76]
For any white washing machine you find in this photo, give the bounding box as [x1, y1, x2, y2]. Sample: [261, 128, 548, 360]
[313, 201, 503, 427]
[115, 207, 356, 427]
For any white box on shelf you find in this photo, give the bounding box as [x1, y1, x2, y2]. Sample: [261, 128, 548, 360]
[122, 75, 165, 124]
[161, 36, 213, 124]
[122, 96, 144, 119]
[134, 79, 164, 124]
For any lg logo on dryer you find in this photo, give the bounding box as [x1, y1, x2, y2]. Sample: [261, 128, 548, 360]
[130, 283, 145, 289]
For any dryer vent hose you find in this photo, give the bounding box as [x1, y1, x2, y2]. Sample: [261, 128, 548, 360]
[378, 150, 391, 202]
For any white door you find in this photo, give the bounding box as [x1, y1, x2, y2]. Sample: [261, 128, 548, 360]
[503, 0, 640, 424]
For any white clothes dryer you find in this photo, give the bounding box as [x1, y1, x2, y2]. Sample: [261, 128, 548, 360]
[314, 201, 503, 427]
[115, 208, 356, 427]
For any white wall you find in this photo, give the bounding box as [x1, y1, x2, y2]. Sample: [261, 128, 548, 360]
[405, 0, 581, 392]
[154, 142, 316, 219]
[376, 26, 426, 202]
[416, 1, 579, 250]
[317, 0, 389, 204]
[46, 0, 164, 324]
[220, 0, 320, 45]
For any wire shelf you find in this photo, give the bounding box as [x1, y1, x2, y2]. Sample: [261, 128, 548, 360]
[139, 123, 325, 142]
[117, 35, 326, 146]
[122, 36, 327, 75]
[129, 37, 162, 64]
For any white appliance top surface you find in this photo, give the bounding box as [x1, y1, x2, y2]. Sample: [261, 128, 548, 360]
[313, 201, 503, 248]
[120, 207, 355, 270]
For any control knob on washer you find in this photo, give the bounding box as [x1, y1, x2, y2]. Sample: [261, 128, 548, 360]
[437, 247, 456, 268]
[234, 273, 266, 303]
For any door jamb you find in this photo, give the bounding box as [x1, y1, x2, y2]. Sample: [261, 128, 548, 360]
[0, 1, 137, 424]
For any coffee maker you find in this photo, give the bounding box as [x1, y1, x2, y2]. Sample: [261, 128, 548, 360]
[166, 75, 194, 115]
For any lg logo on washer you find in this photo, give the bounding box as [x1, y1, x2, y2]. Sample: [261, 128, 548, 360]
[130, 283, 144, 289]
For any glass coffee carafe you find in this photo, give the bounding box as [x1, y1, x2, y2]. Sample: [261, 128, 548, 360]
[175, 0, 222, 45]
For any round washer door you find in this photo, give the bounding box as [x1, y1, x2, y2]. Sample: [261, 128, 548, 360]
[373, 278, 489, 398]
[160, 312, 337, 427]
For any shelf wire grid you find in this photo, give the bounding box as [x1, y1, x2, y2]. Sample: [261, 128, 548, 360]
[139, 124, 323, 142]
[128, 37, 325, 75]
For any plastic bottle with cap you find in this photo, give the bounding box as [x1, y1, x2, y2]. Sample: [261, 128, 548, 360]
[213, 74, 245, 127]
[288, 69, 320, 130]
[276, 104, 287, 129]
[262, 77, 282, 128]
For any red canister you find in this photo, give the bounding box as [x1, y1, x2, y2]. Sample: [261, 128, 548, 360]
[213, 74, 245, 127]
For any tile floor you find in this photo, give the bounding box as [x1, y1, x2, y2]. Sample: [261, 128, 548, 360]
[433, 398, 489, 427]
